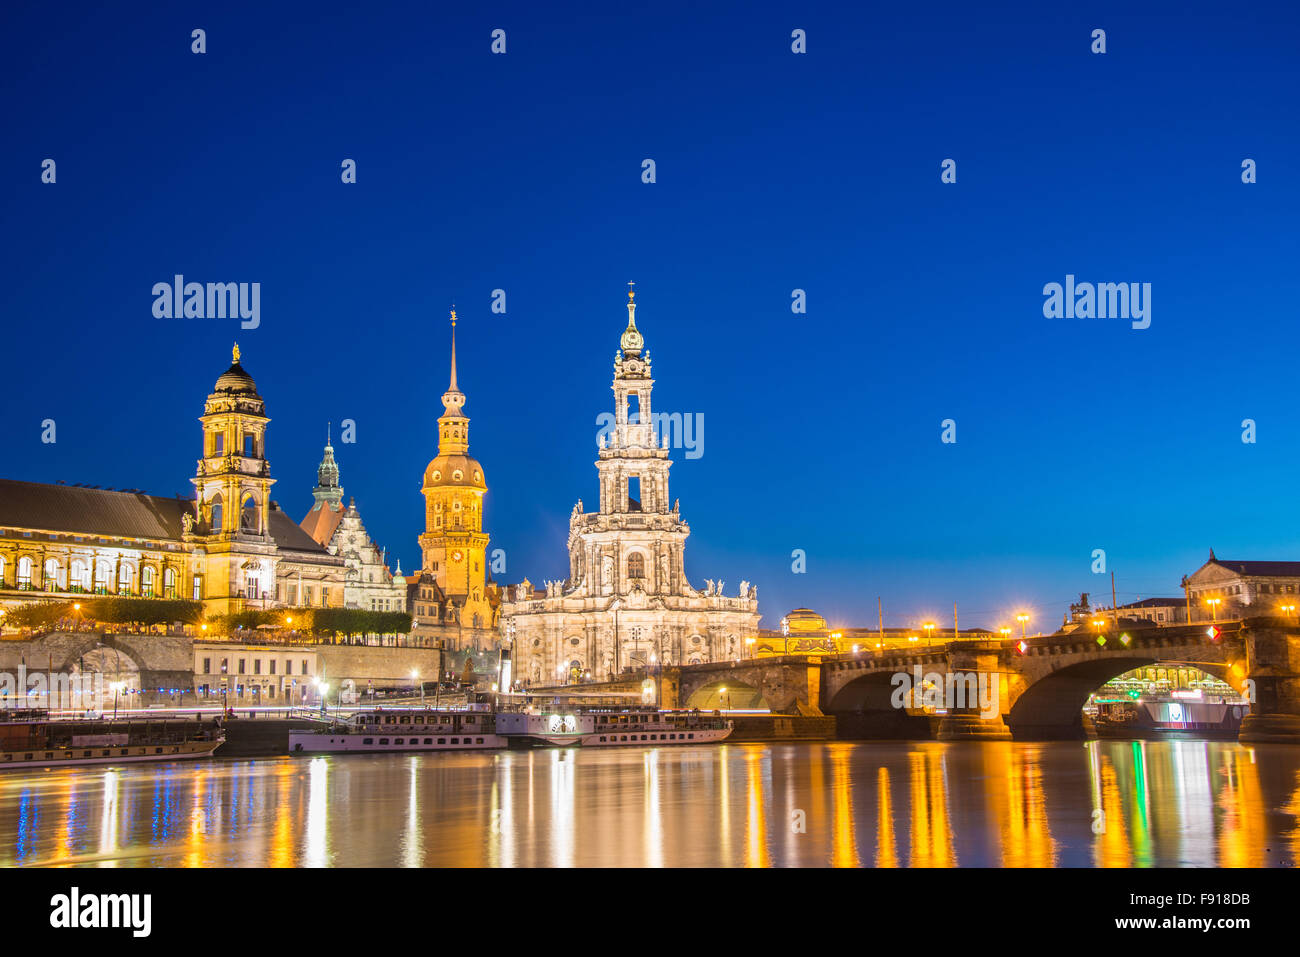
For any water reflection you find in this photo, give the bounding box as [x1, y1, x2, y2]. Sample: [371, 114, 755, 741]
[0, 740, 1297, 867]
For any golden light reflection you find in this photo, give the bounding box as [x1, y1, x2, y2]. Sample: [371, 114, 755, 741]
[829, 745, 858, 867]
[908, 750, 955, 866]
[989, 745, 1055, 867]
[744, 747, 769, 867]
[1091, 749, 1133, 867]
[1216, 747, 1266, 867]
[875, 766, 897, 867]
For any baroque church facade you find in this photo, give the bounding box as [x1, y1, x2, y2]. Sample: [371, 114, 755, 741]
[502, 289, 760, 685]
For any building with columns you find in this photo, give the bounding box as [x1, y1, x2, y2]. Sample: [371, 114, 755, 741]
[407, 312, 501, 653]
[502, 288, 760, 685]
[299, 433, 407, 611]
[0, 345, 345, 617]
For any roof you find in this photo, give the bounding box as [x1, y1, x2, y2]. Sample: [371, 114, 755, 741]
[1212, 560, 1300, 577]
[0, 479, 190, 540]
[299, 501, 344, 546]
[1118, 597, 1186, 608]
[0, 478, 328, 554]
[267, 508, 330, 553]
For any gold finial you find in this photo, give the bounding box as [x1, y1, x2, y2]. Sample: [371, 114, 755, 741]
[232, 342, 241, 364]
[627, 281, 635, 301]
[450, 306, 457, 327]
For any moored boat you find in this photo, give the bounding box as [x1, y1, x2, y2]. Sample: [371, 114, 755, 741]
[495, 707, 733, 748]
[0, 710, 225, 769]
[288, 707, 505, 754]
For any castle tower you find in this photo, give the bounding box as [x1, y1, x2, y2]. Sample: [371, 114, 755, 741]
[310, 425, 344, 508]
[419, 310, 493, 629]
[189, 343, 278, 613]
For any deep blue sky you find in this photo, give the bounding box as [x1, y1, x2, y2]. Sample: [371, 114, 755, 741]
[4, 1, 1298, 633]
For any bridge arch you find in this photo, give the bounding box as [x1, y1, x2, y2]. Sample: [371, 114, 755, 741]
[1008, 655, 1234, 740]
[57, 635, 147, 686]
[684, 678, 769, 711]
[823, 670, 939, 738]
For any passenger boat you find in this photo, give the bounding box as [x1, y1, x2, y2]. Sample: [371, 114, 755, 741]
[1092, 694, 1248, 740]
[0, 710, 225, 769]
[495, 708, 734, 748]
[288, 707, 505, 754]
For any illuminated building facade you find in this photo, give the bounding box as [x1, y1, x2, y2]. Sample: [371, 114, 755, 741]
[502, 289, 760, 684]
[0, 345, 345, 617]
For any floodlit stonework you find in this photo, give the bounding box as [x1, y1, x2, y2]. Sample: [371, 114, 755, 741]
[503, 289, 760, 685]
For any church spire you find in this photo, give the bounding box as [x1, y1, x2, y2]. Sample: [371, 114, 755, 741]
[441, 307, 466, 420]
[311, 425, 343, 507]
[619, 283, 644, 357]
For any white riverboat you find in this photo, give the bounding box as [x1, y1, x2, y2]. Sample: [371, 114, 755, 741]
[495, 708, 733, 748]
[288, 708, 505, 755]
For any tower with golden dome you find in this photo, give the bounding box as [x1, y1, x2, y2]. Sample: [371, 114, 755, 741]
[414, 311, 495, 642]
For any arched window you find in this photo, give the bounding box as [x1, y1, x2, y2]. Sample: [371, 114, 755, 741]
[43, 558, 60, 592]
[210, 495, 224, 532]
[71, 559, 88, 592]
[95, 560, 112, 593]
[627, 552, 645, 579]
[241, 493, 258, 532]
[0, 556, 6, 585]
[17, 557, 33, 588]
[118, 564, 133, 594]
[141, 566, 155, 597]
[164, 567, 176, 598]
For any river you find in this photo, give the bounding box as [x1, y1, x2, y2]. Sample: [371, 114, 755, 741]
[2, 739, 1297, 867]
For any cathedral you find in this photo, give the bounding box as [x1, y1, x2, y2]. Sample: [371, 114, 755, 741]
[502, 288, 760, 685]
[405, 311, 501, 653]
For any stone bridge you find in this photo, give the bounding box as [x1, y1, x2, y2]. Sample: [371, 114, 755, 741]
[583, 618, 1300, 742]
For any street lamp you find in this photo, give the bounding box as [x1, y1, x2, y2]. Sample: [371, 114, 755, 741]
[1205, 597, 1221, 622]
[923, 622, 935, 647]
[412, 669, 423, 707]
[745, 636, 756, 659]
[999, 627, 1011, 641]
[1281, 603, 1296, 619]
[718, 686, 727, 714]
[1016, 613, 1030, 639]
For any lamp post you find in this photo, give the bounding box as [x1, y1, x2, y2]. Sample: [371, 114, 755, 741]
[718, 686, 727, 714]
[1016, 613, 1030, 639]
[923, 622, 935, 647]
[1206, 597, 1221, 622]
[413, 669, 423, 707]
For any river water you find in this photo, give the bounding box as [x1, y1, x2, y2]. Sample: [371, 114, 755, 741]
[2, 740, 1297, 867]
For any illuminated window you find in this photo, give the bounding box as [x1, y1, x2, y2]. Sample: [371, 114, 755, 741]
[164, 567, 176, 598]
[17, 557, 33, 588]
[141, 566, 155, 597]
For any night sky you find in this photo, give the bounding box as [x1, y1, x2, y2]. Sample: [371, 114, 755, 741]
[4, 1, 1298, 633]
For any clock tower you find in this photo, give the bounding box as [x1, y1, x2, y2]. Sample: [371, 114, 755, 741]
[419, 310, 493, 630]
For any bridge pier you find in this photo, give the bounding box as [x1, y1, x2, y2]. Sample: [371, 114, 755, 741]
[935, 647, 1012, 741]
[1239, 620, 1300, 744]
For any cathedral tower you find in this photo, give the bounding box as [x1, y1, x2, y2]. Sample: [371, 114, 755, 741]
[419, 311, 493, 629]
